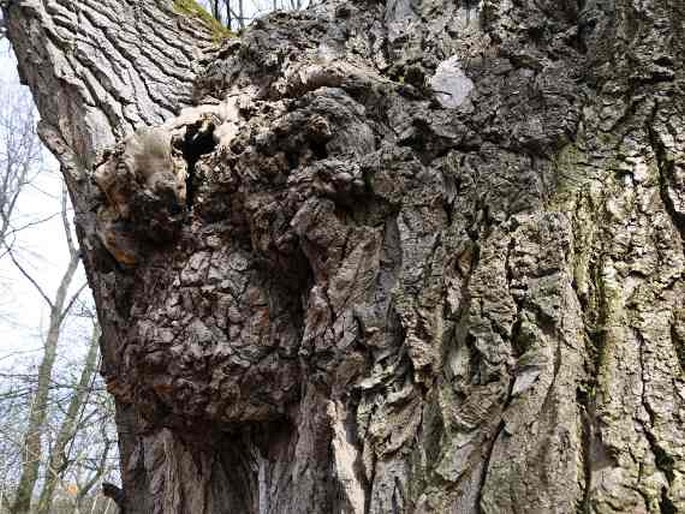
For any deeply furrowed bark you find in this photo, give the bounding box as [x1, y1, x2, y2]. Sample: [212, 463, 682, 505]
[5, 0, 685, 512]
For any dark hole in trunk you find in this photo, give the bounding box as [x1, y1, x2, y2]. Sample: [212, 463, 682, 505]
[179, 121, 218, 210]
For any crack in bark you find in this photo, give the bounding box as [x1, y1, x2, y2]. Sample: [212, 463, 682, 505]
[636, 327, 676, 513]
[577, 385, 593, 514]
[647, 100, 685, 254]
[569, 189, 606, 513]
[475, 419, 506, 514]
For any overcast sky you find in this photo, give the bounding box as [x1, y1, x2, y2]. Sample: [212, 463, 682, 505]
[0, 40, 92, 372]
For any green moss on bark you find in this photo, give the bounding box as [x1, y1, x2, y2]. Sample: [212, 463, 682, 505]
[173, 0, 233, 41]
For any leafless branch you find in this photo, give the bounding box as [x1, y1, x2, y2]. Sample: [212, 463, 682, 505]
[4, 244, 53, 308]
[60, 184, 77, 257]
[60, 282, 87, 323]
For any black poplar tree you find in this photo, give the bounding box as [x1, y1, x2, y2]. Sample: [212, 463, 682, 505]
[4, 0, 685, 511]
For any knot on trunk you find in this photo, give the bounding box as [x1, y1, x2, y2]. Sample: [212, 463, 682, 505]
[92, 110, 224, 266]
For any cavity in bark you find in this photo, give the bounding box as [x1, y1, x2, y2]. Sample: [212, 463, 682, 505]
[178, 120, 218, 210]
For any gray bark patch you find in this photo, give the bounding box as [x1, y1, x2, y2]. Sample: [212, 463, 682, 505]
[429, 56, 474, 109]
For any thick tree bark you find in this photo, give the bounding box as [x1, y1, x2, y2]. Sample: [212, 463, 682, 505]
[5, 0, 685, 512]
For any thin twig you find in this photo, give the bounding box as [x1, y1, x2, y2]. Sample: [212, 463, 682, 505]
[60, 281, 88, 323]
[4, 243, 54, 308]
[60, 184, 77, 256]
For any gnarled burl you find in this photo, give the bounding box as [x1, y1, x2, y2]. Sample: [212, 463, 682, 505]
[4, 0, 685, 512]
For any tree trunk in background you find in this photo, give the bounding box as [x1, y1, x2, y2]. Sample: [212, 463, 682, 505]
[10, 220, 82, 513]
[36, 323, 100, 514]
[5, 0, 685, 512]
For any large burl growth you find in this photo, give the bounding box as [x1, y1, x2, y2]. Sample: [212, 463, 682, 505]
[5, 0, 685, 512]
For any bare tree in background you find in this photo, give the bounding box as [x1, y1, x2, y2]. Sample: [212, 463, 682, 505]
[7, 186, 88, 514]
[0, 77, 42, 253]
[36, 323, 102, 514]
[205, 0, 244, 30]
[0, 322, 118, 514]
[202, 0, 308, 32]
[0, 54, 117, 511]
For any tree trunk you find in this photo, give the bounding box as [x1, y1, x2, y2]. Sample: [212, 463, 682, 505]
[37, 323, 100, 514]
[10, 217, 82, 513]
[5, 0, 685, 512]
